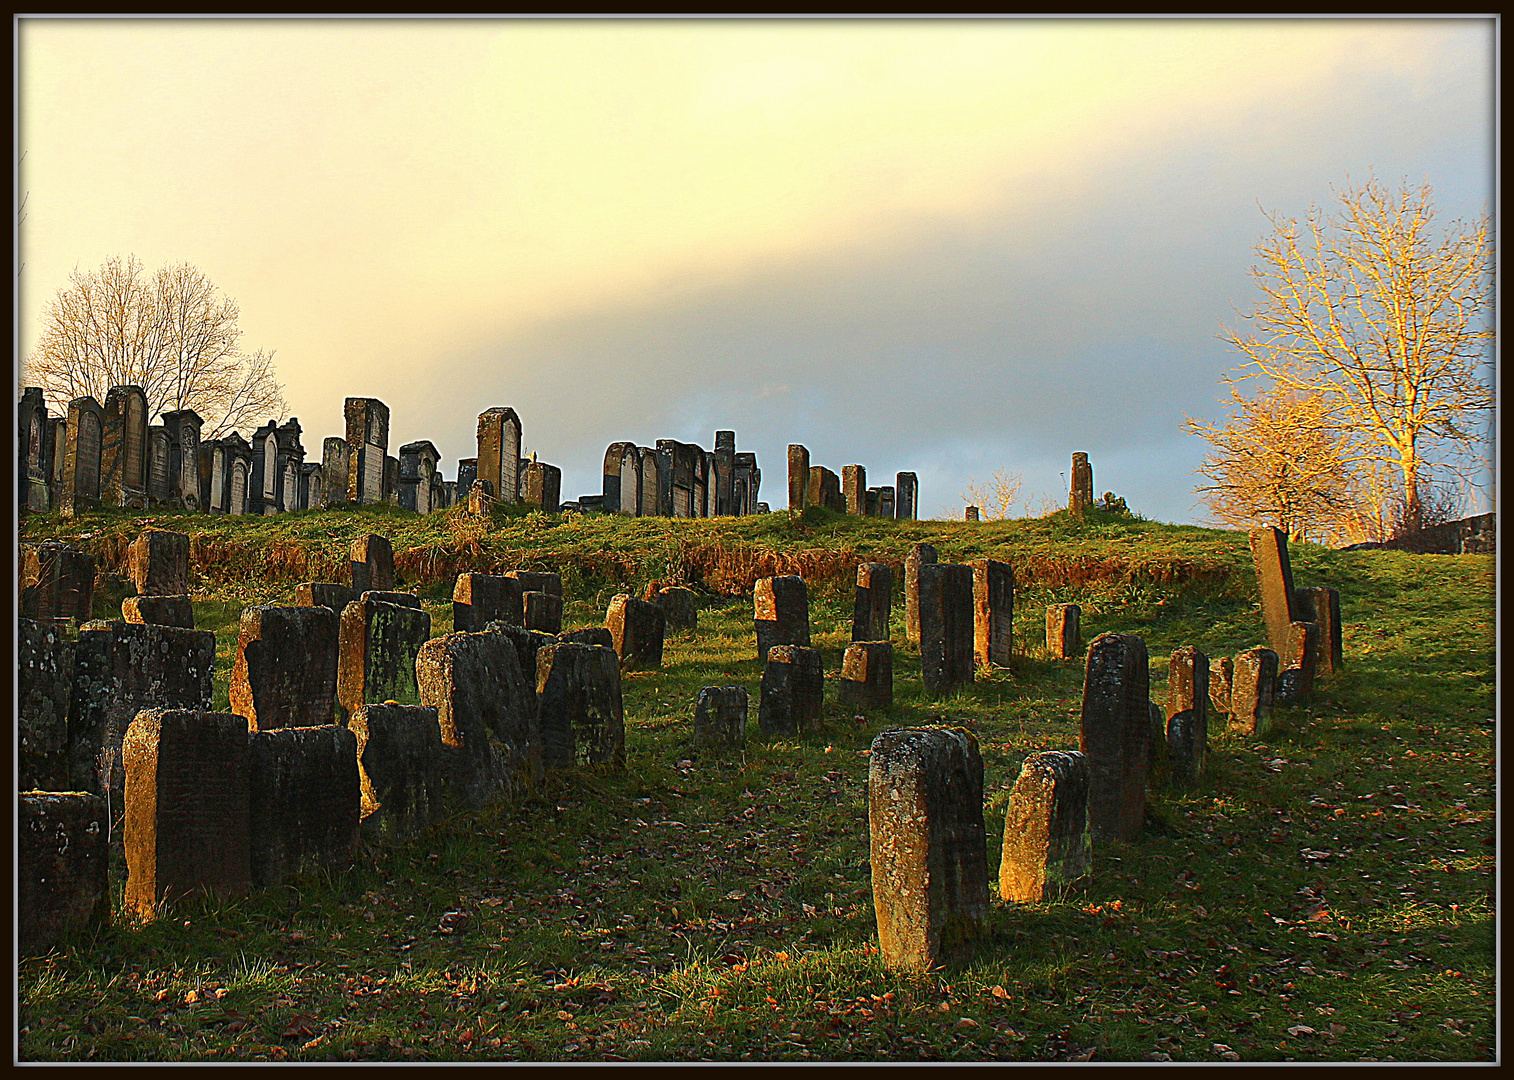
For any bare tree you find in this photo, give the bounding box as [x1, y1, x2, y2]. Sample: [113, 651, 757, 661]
[1221, 177, 1493, 534]
[959, 468, 1025, 520]
[24, 254, 287, 440]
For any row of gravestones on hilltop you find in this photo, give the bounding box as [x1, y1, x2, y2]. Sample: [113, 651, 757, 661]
[19, 386, 924, 523]
[18, 523, 1336, 970]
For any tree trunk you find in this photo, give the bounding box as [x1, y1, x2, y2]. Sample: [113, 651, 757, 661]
[1400, 443, 1422, 537]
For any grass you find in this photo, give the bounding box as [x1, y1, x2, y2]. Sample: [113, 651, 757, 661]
[16, 504, 1496, 1061]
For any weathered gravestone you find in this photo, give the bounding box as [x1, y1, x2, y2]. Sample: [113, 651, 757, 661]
[1046, 603, 1082, 659]
[647, 584, 698, 632]
[903, 543, 938, 644]
[971, 558, 1014, 668]
[879, 486, 896, 519]
[453, 573, 523, 631]
[1165, 646, 1209, 785]
[322, 437, 350, 507]
[607, 594, 666, 670]
[1069, 452, 1093, 517]
[247, 725, 361, 887]
[865, 488, 881, 517]
[295, 581, 358, 612]
[362, 590, 422, 608]
[336, 597, 431, 717]
[1275, 620, 1320, 705]
[69, 621, 216, 802]
[754, 575, 811, 660]
[345, 704, 447, 843]
[523, 590, 564, 634]
[1167, 711, 1204, 788]
[895, 472, 918, 520]
[521, 461, 562, 512]
[21, 540, 96, 624]
[18, 386, 52, 512]
[417, 631, 542, 807]
[758, 645, 825, 736]
[19, 793, 110, 957]
[101, 384, 149, 508]
[808, 465, 843, 512]
[19, 617, 74, 791]
[1293, 584, 1343, 674]
[231, 605, 341, 730]
[851, 563, 893, 643]
[1146, 701, 1169, 792]
[350, 533, 395, 594]
[485, 621, 558, 683]
[693, 686, 749, 748]
[1248, 526, 1298, 655]
[60, 396, 105, 518]
[536, 643, 626, 769]
[842, 464, 867, 515]
[964, 505, 980, 522]
[918, 563, 975, 697]
[839, 641, 893, 710]
[344, 397, 390, 505]
[128, 528, 191, 596]
[123, 709, 251, 919]
[1209, 656, 1234, 724]
[476, 407, 523, 502]
[999, 749, 1092, 904]
[121, 595, 195, 628]
[1230, 647, 1278, 737]
[868, 727, 990, 972]
[1079, 632, 1150, 844]
[787, 444, 810, 511]
[559, 626, 615, 649]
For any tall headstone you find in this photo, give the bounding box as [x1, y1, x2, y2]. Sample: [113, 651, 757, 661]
[350, 533, 395, 594]
[1276, 620, 1320, 705]
[868, 727, 989, 972]
[734, 451, 761, 514]
[522, 461, 562, 511]
[19, 793, 111, 957]
[1292, 585, 1343, 675]
[60, 396, 104, 518]
[453, 573, 523, 631]
[1069, 452, 1093, 517]
[246, 725, 361, 887]
[336, 597, 431, 717]
[146, 425, 172, 505]
[476, 407, 522, 503]
[606, 594, 666, 670]
[842, 464, 867, 515]
[1248, 527, 1298, 655]
[1231, 647, 1278, 737]
[787, 444, 810, 511]
[322, 437, 350, 507]
[895, 472, 918, 520]
[18, 387, 52, 512]
[999, 750, 1091, 903]
[965, 505, 980, 522]
[839, 641, 893, 710]
[602, 441, 637, 515]
[693, 686, 748, 748]
[1079, 632, 1149, 844]
[128, 529, 191, 596]
[19, 617, 74, 791]
[160, 408, 204, 511]
[346, 703, 447, 842]
[101, 385, 148, 508]
[758, 644, 825, 736]
[1166, 645, 1210, 785]
[754, 575, 811, 660]
[878, 485, 896, 519]
[970, 558, 1014, 668]
[536, 642, 626, 769]
[713, 430, 737, 516]
[230, 605, 340, 730]
[904, 543, 938, 645]
[1046, 603, 1082, 659]
[399, 440, 440, 514]
[918, 563, 975, 697]
[344, 397, 390, 505]
[851, 562, 893, 643]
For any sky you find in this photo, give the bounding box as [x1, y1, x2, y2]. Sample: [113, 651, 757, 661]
[15, 17, 1496, 521]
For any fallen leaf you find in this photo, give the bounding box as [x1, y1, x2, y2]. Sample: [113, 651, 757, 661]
[991, 986, 1010, 1000]
[1287, 1025, 1316, 1037]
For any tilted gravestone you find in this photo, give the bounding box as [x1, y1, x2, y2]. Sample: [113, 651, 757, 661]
[122, 595, 194, 628]
[868, 727, 990, 972]
[1209, 656, 1234, 723]
[808, 465, 843, 512]
[123, 709, 252, 920]
[128, 529, 191, 596]
[787, 444, 810, 511]
[350, 533, 395, 594]
[295, 581, 357, 612]
[453, 573, 523, 631]
[345, 703, 447, 843]
[754, 575, 811, 660]
[19, 793, 111, 957]
[362, 590, 421, 608]
[918, 563, 975, 697]
[559, 627, 615, 649]
[839, 641, 893, 710]
[607, 595, 666, 670]
[536, 642, 626, 769]
[1275, 620, 1320, 705]
[999, 749, 1092, 904]
[19, 617, 74, 791]
[336, 597, 431, 717]
[693, 686, 749, 748]
[903, 543, 938, 644]
[1079, 632, 1150, 844]
[247, 725, 361, 887]
[971, 558, 1014, 668]
[758, 644, 825, 736]
[1046, 603, 1082, 659]
[523, 590, 563, 634]
[1230, 647, 1278, 737]
[21, 540, 96, 624]
[417, 630, 542, 807]
[1165, 646, 1209, 784]
[1248, 526, 1298, 655]
[851, 563, 893, 643]
[1292, 585, 1343, 675]
[231, 605, 340, 730]
[485, 621, 558, 683]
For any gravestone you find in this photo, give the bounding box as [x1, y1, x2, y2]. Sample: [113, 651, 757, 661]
[536, 642, 626, 769]
[918, 563, 975, 697]
[231, 605, 341, 730]
[456, 457, 478, 493]
[19, 618, 74, 792]
[19, 387, 51, 512]
[484, 621, 558, 683]
[466, 478, 491, 515]
[865, 488, 881, 517]
[523, 590, 563, 634]
[759, 645, 825, 736]
[476, 407, 522, 502]
[60, 396, 105, 518]
[1230, 647, 1278, 737]
[123, 709, 251, 919]
[383, 455, 399, 505]
[637, 448, 660, 517]
[1046, 603, 1082, 659]
[895, 472, 918, 520]
[161, 408, 204, 510]
[344, 397, 390, 505]
[1209, 656, 1234, 723]
[965, 505, 980, 522]
[1167, 711, 1203, 788]
[842, 464, 867, 515]
[713, 430, 737, 515]
[868, 727, 989, 972]
[122, 595, 195, 628]
[49, 416, 69, 497]
[417, 630, 542, 806]
[228, 445, 250, 515]
[851, 562, 893, 643]
[345, 703, 447, 842]
[295, 582, 358, 612]
[1293, 585, 1343, 675]
[602, 441, 637, 515]
[505, 570, 562, 597]
[1166, 645, 1209, 781]
[398, 440, 440, 514]
[361, 590, 422, 609]
[559, 627, 615, 649]
[453, 573, 523, 631]
[322, 437, 350, 507]
[693, 686, 748, 748]
[19, 793, 110, 957]
[808, 465, 842, 512]
[1079, 632, 1150, 844]
[522, 461, 562, 512]
[787, 444, 810, 510]
[247, 725, 361, 887]
[839, 641, 893, 710]
[903, 543, 938, 644]
[971, 558, 1014, 667]
[1248, 526, 1298, 654]
[101, 385, 148, 508]
[350, 533, 395, 594]
[999, 749, 1091, 903]
[128, 529, 191, 596]
[647, 584, 698, 631]
[1276, 621, 1320, 705]
[607, 594, 666, 670]
[879, 486, 896, 519]
[20, 540, 95, 624]
[336, 597, 431, 717]
[1069, 452, 1093, 517]
[754, 575, 811, 659]
[1147, 700, 1169, 791]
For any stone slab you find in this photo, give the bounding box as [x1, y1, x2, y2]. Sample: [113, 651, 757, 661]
[19, 792, 110, 957]
[999, 749, 1091, 903]
[231, 605, 340, 730]
[758, 644, 824, 736]
[536, 642, 626, 769]
[247, 725, 361, 887]
[1079, 632, 1149, 844]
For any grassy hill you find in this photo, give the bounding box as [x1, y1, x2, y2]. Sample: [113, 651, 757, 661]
[17, 504, 1495, 1061]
